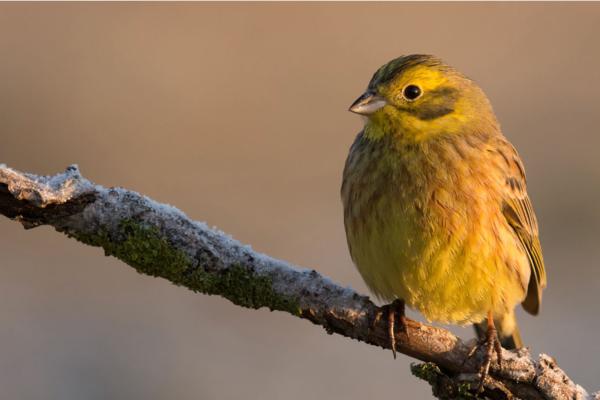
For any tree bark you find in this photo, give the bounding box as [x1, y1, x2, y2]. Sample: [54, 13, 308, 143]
[0, 164, 594, 400]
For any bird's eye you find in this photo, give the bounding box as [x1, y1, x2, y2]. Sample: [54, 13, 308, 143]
[402, 84, 422, 101]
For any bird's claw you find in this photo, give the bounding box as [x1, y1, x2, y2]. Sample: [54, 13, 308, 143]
[379, 299, 407, 359]
[463, 326, 502, 392]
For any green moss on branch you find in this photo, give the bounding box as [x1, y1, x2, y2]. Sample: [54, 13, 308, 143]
[411, 363, 482, 399]
[70, 219, 300, 314]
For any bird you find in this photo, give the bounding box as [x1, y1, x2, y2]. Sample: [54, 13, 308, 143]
[341, 54, 546, 385]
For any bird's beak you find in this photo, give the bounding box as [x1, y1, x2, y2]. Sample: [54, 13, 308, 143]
[349, 91, 387, 115]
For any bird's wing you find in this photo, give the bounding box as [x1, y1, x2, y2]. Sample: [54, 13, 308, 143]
[498, 140, 547, 315]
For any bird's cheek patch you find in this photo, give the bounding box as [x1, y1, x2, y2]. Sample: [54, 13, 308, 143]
[412, 87, 459, 121]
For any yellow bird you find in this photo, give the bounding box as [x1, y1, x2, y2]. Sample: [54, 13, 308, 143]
[341, 54, 546, 380]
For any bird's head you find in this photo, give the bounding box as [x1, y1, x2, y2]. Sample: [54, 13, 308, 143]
[350, 54, 498, 143]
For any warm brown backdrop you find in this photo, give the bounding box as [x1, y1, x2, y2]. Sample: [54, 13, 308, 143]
[0, 3, 599, 399]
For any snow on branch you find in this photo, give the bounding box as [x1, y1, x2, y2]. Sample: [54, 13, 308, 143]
[0, 164, 594, 400]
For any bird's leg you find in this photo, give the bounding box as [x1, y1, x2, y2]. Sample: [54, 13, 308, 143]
[476, 311, 502, 392]
[395, 299, 408, 337]
[382, 299, 406, 359]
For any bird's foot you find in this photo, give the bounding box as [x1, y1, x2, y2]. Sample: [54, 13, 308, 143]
[376, 299, 407, 359]
[464, 314, 503, 392]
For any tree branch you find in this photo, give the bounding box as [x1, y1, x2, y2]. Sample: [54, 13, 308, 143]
[0, 164, 594, 400]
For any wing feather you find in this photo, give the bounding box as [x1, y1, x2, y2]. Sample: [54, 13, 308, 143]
[498, 141, 547, 315]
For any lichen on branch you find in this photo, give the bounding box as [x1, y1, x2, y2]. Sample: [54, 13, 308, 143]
[73, 218, 300, 313]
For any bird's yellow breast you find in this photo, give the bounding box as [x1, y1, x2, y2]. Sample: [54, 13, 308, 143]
[342, 132, 529, 325]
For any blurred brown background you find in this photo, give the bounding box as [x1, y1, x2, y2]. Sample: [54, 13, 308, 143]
[0, 3, 599, 399]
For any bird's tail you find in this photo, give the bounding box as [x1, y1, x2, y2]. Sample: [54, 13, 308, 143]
[473, 312, 523, 350]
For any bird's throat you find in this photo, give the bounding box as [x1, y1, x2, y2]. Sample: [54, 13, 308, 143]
[363, 110, 400, 141]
